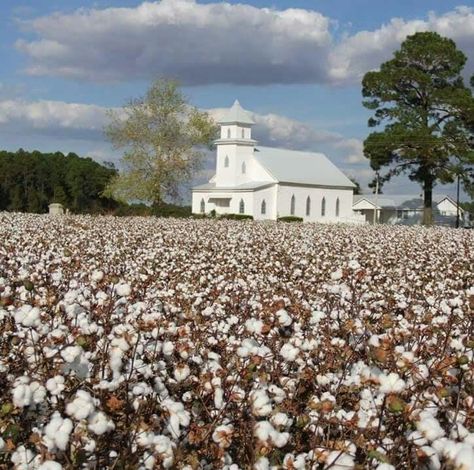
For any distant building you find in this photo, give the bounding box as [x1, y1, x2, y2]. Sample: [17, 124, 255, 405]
[353, 194, 466, 226]
[192, 100, 361, 222]
[48, 203, 64, 216]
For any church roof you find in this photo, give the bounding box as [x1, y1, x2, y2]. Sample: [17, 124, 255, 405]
[253, 146, 355, 188]
[193, 181, 274, 191]
[218, 100, 255, 125]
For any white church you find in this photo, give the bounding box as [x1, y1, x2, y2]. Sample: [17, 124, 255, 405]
[192, 100, 359, 222]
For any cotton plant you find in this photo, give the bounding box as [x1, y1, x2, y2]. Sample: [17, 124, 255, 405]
[0, 213, 473, 468]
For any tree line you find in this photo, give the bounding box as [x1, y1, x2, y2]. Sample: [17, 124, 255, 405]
[0, 149, 118, 214]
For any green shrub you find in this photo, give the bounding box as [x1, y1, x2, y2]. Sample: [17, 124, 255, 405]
[219, 213, 254, 221]
[278, 216, 303, 222]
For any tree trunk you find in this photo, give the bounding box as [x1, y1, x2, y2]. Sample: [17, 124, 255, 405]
[422, 179, 433, 226]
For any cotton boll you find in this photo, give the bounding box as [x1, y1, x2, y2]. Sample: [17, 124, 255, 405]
[115, 283, 131, 297]
[271, 412, 292, 428]
[43, 412, 73, 451]
[153, 435, 175, 469]
[376, 464, 395, 470]
[91, 270, 104, 282]
[0, 437, 5, 451]
[88, 411, 115, 435]
[14, 305, 41, 328]
[173, 364, 190, 382]
[325, 451, 355, 469]
[254, 457, 270, 470]
[283, 454, 306, 470]
[212, 424, 234, 448]
[162, 341, 175, 356]
[280, 343, 299, 361]
[276, 309, 292, 327]
[12, 378, 46, 408]
[378, 372, 406, 394]
[61, 346, 83, 363]
[251, 390, 272, 417]
[46, 376, 65, 396]
[38, 461, 63, 470]
[417, 411, 445, 441]
[66, 390, 95, 420]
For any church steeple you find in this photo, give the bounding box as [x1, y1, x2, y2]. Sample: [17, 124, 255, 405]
[214, 100, 257, 187]
[217, 100, 256, 142]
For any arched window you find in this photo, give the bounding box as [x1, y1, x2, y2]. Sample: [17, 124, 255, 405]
[306, 196, 311, 216]
[239, 199, 245, 214]
[336, 198, 340, 217]
[290, 195, 295, 215]
[227, 128, 231, 139]
[200, 198, 205, 214]
[321, 197, 326, 217]
[241, 162, 246, 174]
[261, 199, 266, 215]
[241, 128, 245, 139]
[224, 155, 229, 168]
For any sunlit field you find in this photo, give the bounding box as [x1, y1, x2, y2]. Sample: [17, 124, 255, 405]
[0, 213, 473, 469]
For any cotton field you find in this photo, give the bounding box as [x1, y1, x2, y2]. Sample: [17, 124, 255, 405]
[0, 213, 473, 470]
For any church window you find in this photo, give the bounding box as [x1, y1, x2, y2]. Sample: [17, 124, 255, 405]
[321, 197, 326, 216]
[242, 162, 246, 174]
[239, 199, 245, 214]
[306, 196, 311, 216]
[261, 199, 266, 215]
[336, 198, 340, 217]
[290, 195, 295, 215]
[224, 155, 229, 168]
[200, 198, 205, 214]
[227, 128, 231, 139]
[241, 128, 245, 138]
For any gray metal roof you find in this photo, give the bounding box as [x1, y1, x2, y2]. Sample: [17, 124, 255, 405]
[193, 181, 274, 191]
[217, 100, 255, 125]
[253, 146, 355, 188]
[353, 194, 455, 209]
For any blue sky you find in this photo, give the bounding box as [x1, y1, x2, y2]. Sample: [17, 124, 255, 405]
[1, 0, 473, 197]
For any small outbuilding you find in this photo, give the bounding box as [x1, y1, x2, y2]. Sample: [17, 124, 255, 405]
[48, 203, 65, 216]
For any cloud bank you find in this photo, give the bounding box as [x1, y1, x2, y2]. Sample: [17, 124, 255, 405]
[15, 1, 474, 86]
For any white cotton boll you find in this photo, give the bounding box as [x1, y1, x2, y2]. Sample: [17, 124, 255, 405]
[46, 376, 65, 396]
[162, 341, 174, 356]
[368, 335, 380, 347]
[115, 283, 131, 297]
[417, 411, 445, 441]
[376, 464, 395, 470]
[276, 309, 292, 327]
[61, 346, 82, 363]
[254, 457, 270, 470]
[280, 343, 299, 361]
[251, 390, 272, 417]
[283, 454, 306, 470]
[272, 431, 290, 448]
[12, 446, 38, 467]
[38, 460, 63, 470]
[330, 269, 343, 281]
[378, 372, 406, 394]
[212, 424, 234, 448]
[14, 305, 41, 328]
[214, 387, 224, 409]
[0, 437, 5, 451]
[348, 260, 360, 270]
[271, 412, 291, 428]
[66, 390, 95, 420]
[268, 385, 286, 404]
[325, 451, 355, 469]
[91, 270, 104, 282]
[44, 412, 73, 451]
[245, 318, 264, 335]
[173, 365, 190, 382]
[12, 379, 46, 408]
[454, 444, 474, 469]
[153, 435, 175, 469]
[88, 411, 115, 435]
